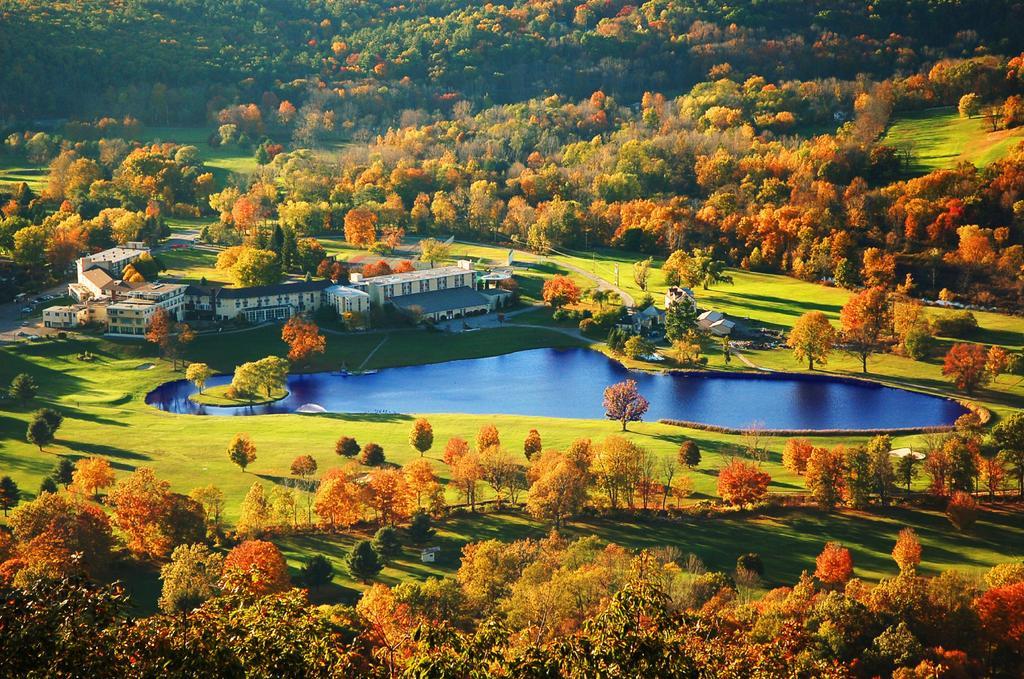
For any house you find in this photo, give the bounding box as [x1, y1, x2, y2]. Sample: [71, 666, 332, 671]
[664, 286, 696, 311]
[420, 546, 441, 563]
[207, 279, 333, 323]
[697, 310, 735, 337]
[74, 244, 148, 281]
[106, 282, 187, 336]
[43, 302, 107, 329]
[631, 304, 665, 331]
[324, 285, 371, 317]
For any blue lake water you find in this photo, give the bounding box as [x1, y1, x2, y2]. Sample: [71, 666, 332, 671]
[145, 348, 967, 431]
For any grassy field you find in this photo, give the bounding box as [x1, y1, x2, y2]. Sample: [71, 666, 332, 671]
[882, 106, 1024, 174]
[135, 126, 260, 181]
[0, 157, 48, 193]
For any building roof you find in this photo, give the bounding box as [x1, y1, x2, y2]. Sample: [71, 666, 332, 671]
[325, 284, 370, 298]
[82, 267, 115, 288]
[390, 287, 491, 315]
[698, 310, 724, 323]
[83, 246, 147, 263]
[215, 279, 332, 300]
[365, 265, 472, 287]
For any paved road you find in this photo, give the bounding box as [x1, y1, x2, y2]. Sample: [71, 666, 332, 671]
[0, 282, 69, 342]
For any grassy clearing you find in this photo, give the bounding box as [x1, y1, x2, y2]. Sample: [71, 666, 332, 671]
[882, 106, 1024, 174]
[135, 126, 259, 180]
[0, 158, 48, 193]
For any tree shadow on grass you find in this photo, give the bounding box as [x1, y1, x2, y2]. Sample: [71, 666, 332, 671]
[68, 441, 151, 463]
[313, 412, 415, 424]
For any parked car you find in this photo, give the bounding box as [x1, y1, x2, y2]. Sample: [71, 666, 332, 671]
[20, 306, 33, 314]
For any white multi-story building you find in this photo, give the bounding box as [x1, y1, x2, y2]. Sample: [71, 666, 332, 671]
[107, 282, 187, 336]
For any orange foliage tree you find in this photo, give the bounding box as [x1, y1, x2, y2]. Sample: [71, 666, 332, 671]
[408, 418, 434, 457]
[365, 468, 413, 525]
[891, 527, 922, 574]
[782, 438, 814, 475]
[314, 467, 364, 528]
[356, 584, 416, 675]
[541, 275, 581, 308]
[71, 457, 116, 501]
[108, 467, 174, 558]
[476, 424, 500, 452]
[946, 490, 978, 531]
[281, 315, 326, 366]
[716, 459, 771, 505]
[443, 437, 470, 466]
[815, 542, 854, 585]
[344, 208, 378, 247]
[222, 540, 291, 595]
[974, 582, 1024, 654]
[943, 343, 991, 393]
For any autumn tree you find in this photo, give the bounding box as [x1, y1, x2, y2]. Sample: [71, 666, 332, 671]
[228, 433, 257, 472]
[419, 237, 450, 266]
[476, 424, 500, 452]
[783, 438, 814, 474]
[403, 458, 442, 510]
[222, 540, 291, 595]
[678, 440, 701, 469]
[787, 311, 836, 370]
[974, 582, 1024, 655]
[237, 482, 272, 536]
[185, 362, 212, 394]
[867, 434, 897, 505]
[480, 446, 527, 505]
[526, 451, 589, 527]
[360, 442, 385, 466]
[444, 437, 470, 466]
[451, 452, 485, 510]
[942, 343, 990, 392]
[365, 468, 413, 525]
[632, 257, 652, 291]
[891, 528, 922, 574]
[344, 208, 377, 247]
[717, 459, 771, 505]
[145, 308, 174, 358]
[805, 446, 847, 510]
[8, 492, 113, 578]
[314, 468, 364, 528]
[946, 490, 977, 531]
[159, 543, 224, 614]
[409, 418, 434, 457]
[603, 379, 649, 431]
[523, 429, 542, 460]
[231, 248, 281, 287]
[108, 467, 175, 558]
[542, 275, 581, 308]
[840, 286, 890, 373]
[336, 436, 360, 458]
[189, 484, 225, 532]
[281, 315, 326, 366]
[71, 457, 115, 501]
[357, 583, 415, 676]
[815, 542, 854, 586]
[593, 435, 646, 508]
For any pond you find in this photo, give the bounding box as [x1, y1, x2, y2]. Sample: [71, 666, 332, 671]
[145, 348, 968, 431]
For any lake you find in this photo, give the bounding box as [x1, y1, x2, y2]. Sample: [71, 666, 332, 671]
[145, 348, 968, 431]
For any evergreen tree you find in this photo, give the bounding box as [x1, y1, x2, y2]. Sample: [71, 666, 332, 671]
[408, 510, 435, 544]
[346, 539, 382, 582]
[53, 458, 75, 488]
[299, 554, 334, 590]
[38, 476, 58, 495]
[665, 302, 698, 342]
[27, 417, 53, 451]
[8, 372, 38, 404]
[0, 476, 19, 516]
[372, 525, 402, 563]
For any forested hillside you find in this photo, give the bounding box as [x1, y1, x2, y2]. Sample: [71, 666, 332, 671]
[2, 0, 1023, 122]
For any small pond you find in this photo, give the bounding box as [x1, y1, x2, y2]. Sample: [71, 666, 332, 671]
[145, 348, 967, 431]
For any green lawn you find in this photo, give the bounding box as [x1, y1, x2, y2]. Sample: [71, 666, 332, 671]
[0, 157, 48, 193]
[882, 106, 1024, 174]
[135, 126, 259, 181]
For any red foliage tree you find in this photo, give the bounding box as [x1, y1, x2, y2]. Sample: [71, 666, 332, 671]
[943, 343, 991, 393]
[815, 542, 854, 585]
[602, 379, 649, 431]
[717, 459, 771, 505]
[222, 540, 291, 595]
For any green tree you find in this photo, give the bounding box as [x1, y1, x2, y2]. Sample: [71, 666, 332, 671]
[419, 238, 451, 267]
[991, 412, 1024, 496]
[299, 554, 334, 590]
[38, 477, 58, 495]
[0, 476, 20, 516]
[231, 248, 281, 287]
[372, 525, 402, 563]
[844, 446, 872, 509]
[27, 417, 53, 451]
[53, 458, 75, 488]
[408, 510, 435, 544]
[867, 435, 896, 505]
[8, 373, 38, 404]
[664, 302, 698, 342]
[185, 362, 212, 394]
[35, 407, 64, 434]
[346, 539, 382, 583]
